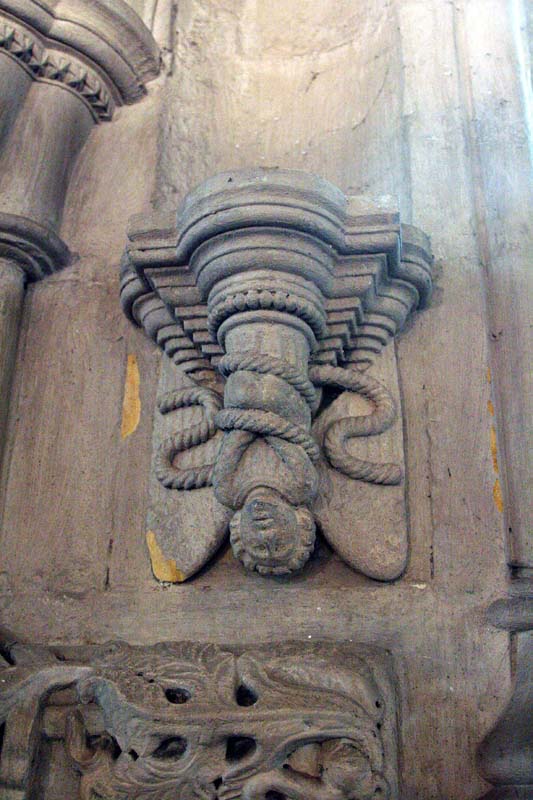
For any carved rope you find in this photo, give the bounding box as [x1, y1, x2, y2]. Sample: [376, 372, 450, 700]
[216, 407, 321, 463]
[155, 386, 222, 490]
[208, 286, 328, 341]
[219, 352, 319, 410]
[310, 365, 402, 485]
[122, 169, 433, 576]
[155, 360, 400, 494]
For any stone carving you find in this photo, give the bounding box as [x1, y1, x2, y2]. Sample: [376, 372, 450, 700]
[0, 0, 160, 105]
[0, 641, 398, 799]
[0, 0, 160, 472]
[0, 0, 160, 278]
[121, 169, 432, 579]
[476, 595, 533, 799]
[0, 20, 113, 121]
[0, 213, 70, 280]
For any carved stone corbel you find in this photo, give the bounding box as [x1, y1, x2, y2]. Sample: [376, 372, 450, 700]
[0, 640, 398, 800]
[121, 169, 433, 580]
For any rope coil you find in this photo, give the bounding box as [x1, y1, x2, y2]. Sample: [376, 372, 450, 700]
[218, 352, 319, 411]
[155, 387, 222, 490]
[215, 407, 321, 463]
[310, 365, 402, 485]
[154, 358, 401, 492]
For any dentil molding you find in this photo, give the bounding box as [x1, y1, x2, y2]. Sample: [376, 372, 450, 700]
[0, 0, 160, 280]
[0, 0, 160, 109]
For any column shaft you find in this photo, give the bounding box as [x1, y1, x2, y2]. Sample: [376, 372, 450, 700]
[0, 258, 24, 470]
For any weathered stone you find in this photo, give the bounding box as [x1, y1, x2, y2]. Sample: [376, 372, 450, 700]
[122, 169, 432, 579]
[0, 641, 399, 800]
[0, 0, 530, 797]
[0, 0, 160, 476]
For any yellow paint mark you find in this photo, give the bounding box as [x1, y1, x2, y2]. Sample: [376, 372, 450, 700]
[146, 531, 186, 583]
[121, 354, 141, 439]
[486, 369, 503, 512]
[493, 478, 504, 513]
[489, 425, 499, 474]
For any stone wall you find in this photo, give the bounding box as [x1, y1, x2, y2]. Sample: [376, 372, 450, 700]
[0, 1, 531, 798]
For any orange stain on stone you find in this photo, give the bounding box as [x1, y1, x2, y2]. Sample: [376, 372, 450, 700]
[493, 479, 504, 513]
[489, 425, 499, 474]
[487, 367, 503, 514]
[121, 354, 141, 439]
[146, 531, 185, 583]
[486, 367, 503, 512]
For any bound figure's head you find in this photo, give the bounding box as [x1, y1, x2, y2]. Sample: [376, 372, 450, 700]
[229, 488, 315, 575]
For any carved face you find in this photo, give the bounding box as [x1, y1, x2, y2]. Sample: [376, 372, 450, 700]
[230, 489, 315, 575]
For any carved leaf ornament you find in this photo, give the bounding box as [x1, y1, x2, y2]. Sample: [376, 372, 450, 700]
[121, 169, 432, 579]
[0, 642, 395, 800]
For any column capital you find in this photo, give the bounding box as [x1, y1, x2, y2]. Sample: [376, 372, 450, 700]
[0, 0, 160, 116]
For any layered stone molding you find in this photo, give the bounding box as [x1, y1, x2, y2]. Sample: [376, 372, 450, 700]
[0, 640, 398, 799]
[0, 0, 160, 104]
[0, 0, 160, 276]
[121, 169, 432, 580]
[476, 588, 533, 799]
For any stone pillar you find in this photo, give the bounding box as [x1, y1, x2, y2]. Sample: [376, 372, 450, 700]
[0, 0, 160, 473]
[0, 50, 32, 147]
[477, 598, 533, 799]
[0, 82, 94, 231]
[122, 169, 431, 579]
[0, 260, 24, 466]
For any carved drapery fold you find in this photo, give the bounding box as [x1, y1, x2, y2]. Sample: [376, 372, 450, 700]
[121, 169, 433, 579]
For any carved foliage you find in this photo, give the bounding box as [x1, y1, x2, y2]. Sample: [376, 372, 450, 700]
[0, 642, 397, 800]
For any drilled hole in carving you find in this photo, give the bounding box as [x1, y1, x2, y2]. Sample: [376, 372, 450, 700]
[225, 736, 256, 761]
[165, 687, 191, 704]
[377, 722, 382, 730]
[316, 384, 344, 416]
[375, 700, 382, 709]
[236, 684, 258, 706]
[213, 778, 223, 789]
[266, 793, 286, 800]
[128, 749, 139, 761]
[136, 672, 155, 683]
[152, 736, 187, 759]
[110, 738, 122, 760]
[90, 734, 121, 761]
[0, 645, 14, 666]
